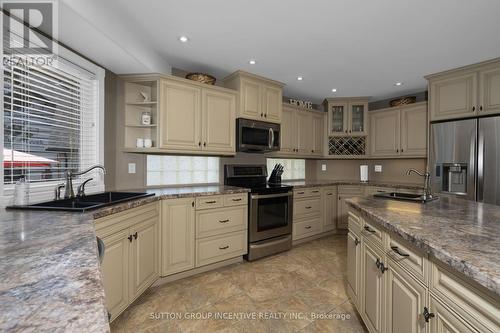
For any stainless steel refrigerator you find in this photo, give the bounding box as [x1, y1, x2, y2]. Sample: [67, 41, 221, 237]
[430, 116, 500, 205]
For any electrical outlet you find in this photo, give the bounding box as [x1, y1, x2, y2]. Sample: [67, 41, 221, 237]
[321, 164, 327, 171]
[374, 165, 382, 173]
[128, 163, 136, 174]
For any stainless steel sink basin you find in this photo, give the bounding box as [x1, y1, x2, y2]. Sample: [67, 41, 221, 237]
[374, 192, 438, 203]
[7, 191, 155, 212]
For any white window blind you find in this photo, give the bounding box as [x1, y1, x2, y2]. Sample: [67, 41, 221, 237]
[147, 155, 220, 186]
[1, 18, 105, 203]
[267, 158, 306, 180]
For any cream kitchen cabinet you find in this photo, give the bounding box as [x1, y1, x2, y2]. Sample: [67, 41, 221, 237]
[279, 104, 325, 157]
[337, 185, 364, 229]
[222, 70, 284, 123]
[324, 97, 369, 136]
[322, 187, 337, 231]
[427, 58, 500, 121]
[292, 187, 323, 241]
[370, 102, 427, 158]
[161, 198, 196, 276]
[95, 202, 160, 322]
[159, 78, 237, 154]
[347, 229, 362, 307]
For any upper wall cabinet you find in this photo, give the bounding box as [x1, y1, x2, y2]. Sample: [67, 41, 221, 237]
[223, 71, 285, 123]
[278, 104, 325, 157]
[426, 58, 500, 121]
[370, 102, 427, 158]
[324, 97, 369, 136]
[119, 74, 236, 155]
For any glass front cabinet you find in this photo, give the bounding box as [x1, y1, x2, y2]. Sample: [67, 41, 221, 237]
[325, 97, 369, 136]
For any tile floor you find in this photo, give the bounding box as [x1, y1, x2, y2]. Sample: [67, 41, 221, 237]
[110, 235, 368, 332]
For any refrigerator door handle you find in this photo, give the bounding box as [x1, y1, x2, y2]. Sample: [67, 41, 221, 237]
[477, 129, 484, 202]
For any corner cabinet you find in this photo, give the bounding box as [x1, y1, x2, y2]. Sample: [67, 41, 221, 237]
[324, 97, 369, 136]
[222, 70, 284, 123]
[427, 58, 500, 121]
[370, 102, 427, 158]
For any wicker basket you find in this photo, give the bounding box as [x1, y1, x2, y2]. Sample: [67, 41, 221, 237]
[390, 96, 417, 107]
[185, 73, 216, 85]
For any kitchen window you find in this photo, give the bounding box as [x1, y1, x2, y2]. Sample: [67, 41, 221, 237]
[267, 158, 305, 180]
[147, 155, 220, 186]
[1, 27, 105, 204]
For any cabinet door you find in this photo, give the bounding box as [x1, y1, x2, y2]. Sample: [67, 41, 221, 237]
[400, 104, 428, 157]
[429, 295, 479, 333]
[160, 80, 201, 150]
[312, 113, 325, 156]
[99, 228, 130, 321]
[240, 78, 261, 120]
[370, 109, 400, 157]
[429, 72, 478, 121]
[280, 107, 297, 153]
[347, 231, 361, 306]
[323, 187, 337, 231]
[328, 102, 349, 135]
[479, 66, 500, 116]
[130, 217, 159, 301]
[337, 195, 349, 229]
[349, 102, 368, 135]
[262, 84, 282, 123]
[386, 261, 427, 333]
[296, 112, 313, 155]
[362, 241, 385, 333]
[201, 89, 236, 153]
[161, 198, 195, 276]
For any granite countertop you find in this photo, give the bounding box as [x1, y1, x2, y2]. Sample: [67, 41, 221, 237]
[0, 185, 248, 332]
[345, 195, 500, 297]
[282, 179, 424, 190]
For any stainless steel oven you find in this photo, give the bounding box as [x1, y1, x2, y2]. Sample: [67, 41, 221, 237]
[249, 191, 292, 242]
[237, 118, 280, 152]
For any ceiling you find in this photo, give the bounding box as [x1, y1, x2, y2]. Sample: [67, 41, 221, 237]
[64, 0, 500, 104]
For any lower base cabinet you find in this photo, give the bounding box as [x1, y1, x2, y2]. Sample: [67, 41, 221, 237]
[429, 295, 479, 333]
[361, 240, 385, 333]
[346, 230, 361, 307]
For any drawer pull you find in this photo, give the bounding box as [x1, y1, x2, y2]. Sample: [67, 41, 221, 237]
[376, 258, 381, 269]
[219, 245, 229, 250]
[218, 219, 230, 223]
[305, 206, 312, 209]
[391, 246, 410, 257]
[232, 198, 242, 201]
[423, 307, 435, 323]
[205, 200, 217, 204]
[305, 226, 312, 229]
[354, 238, 360, 246]
[364, 225, 376, 234]
[297, 191, 305, 195]
[327, 193, 333, 196]
[312, 190, 319, 193]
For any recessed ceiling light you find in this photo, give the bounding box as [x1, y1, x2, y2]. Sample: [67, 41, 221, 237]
[297, 76, 303, 81]
[394, 82, 403, 86]
[179, 36, 189, 43]
[331, 88, 337, 92]
[249, 60, 256, 65]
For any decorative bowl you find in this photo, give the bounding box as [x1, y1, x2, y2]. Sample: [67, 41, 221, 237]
[390, 96, 417, 107]
[185, 73, 216, 85]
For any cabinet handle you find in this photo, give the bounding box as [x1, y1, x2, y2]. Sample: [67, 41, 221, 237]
[218, 219, 230, 223]
[354, 238, 359, 246]
[205, 200, 217, 204]
[264, 114, 267, 118]
[423, 307, 435, 323]
[198, 142, 201, 147]
[133, 232, 138, 240]
[364, 225, 376, 234]
[203, 142, 206, 147]
[261, 113, 264, 117]
[127, 235, 133, 242]
[376, 258, 381, 269]
[219, 245, 229, 250]
[327, 193, 333, 196]
[480, 105, 483, 111]
[305, 226, 312, 229]
[380, 262, 388, 273]
[312, 190, 319, 193]
[345, 130, 348, 133]
[297, 191, 305, 195]
[396, 149, 399, 153]
[305, 206, 312, 209]
[391, 246, 410, 257]
[192, 201, 194, 207]
[401, 148, 404, 153]
[311, 150, 314, 153]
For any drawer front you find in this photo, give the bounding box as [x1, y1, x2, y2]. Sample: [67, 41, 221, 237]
[338, 185, 363, 195]
[294, 197, 321, 218]
[386, 233, 428, 284]
[196, 206, 247, 238]
[430, 261, 500, 332]
[294, 187, 322, 199]
[224, 193, 248, 207]
[361, 220, 384, 247]
[348, 211, 363, 235]
[195, 196, 224, 210]
[293, 217, 322, 240]
[196, 230, 247, 267]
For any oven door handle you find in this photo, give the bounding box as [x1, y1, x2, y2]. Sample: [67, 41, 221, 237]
[268, 128, 273, 149]
[251, 192, 293, 199]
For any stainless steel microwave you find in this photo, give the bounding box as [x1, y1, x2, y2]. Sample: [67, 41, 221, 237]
[237, 118, 280, 153]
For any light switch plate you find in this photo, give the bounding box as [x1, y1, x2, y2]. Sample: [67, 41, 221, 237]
[374, 165, 382, 173]
[128, 163, 136, 174]
[321, 164, 327, 171]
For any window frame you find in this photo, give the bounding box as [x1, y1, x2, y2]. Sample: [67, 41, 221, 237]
[1, 45, 105, 206]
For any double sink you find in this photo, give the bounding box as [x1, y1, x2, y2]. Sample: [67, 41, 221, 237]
[374, 192, 438, 203]
[8, 191, 155, 212]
